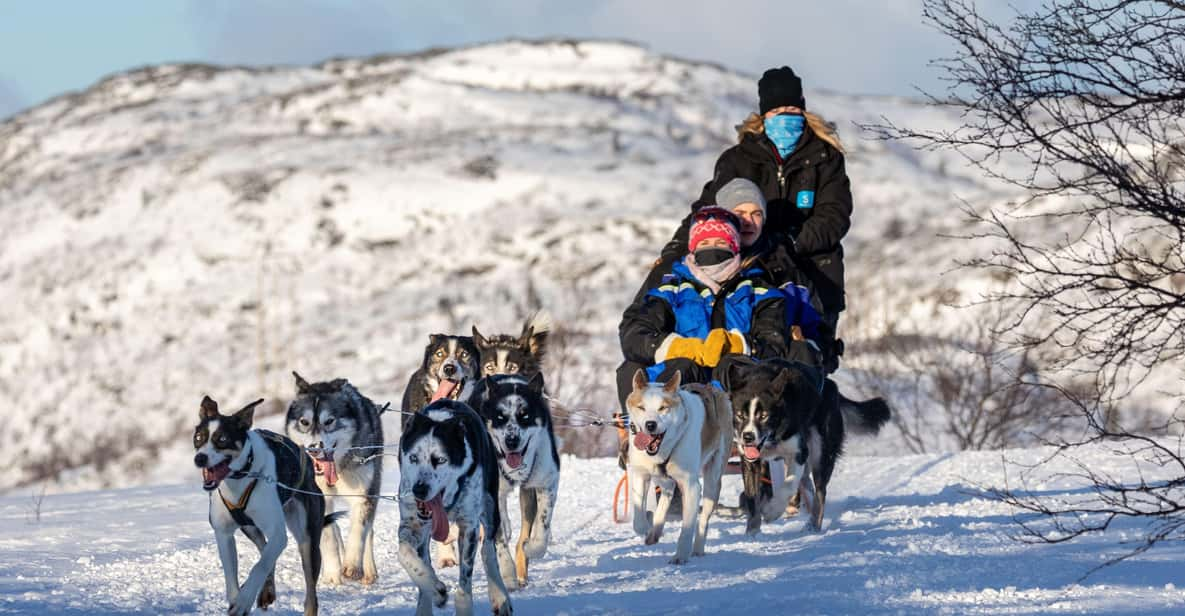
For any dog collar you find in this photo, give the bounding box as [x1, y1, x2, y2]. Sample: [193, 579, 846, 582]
[229, 442, 255, 480]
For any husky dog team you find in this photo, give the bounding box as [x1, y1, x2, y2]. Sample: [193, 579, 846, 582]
[191, 65, 892, 614]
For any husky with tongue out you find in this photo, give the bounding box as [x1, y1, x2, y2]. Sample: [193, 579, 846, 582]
[400, 334, 481, 431]
[722, 357, 890, 534]
[193, 395, 338, 616]
[284, 372, 385, 586]
[625, 369, 732, 565]
[471, 372, 559, 590]
[398, 399, 513, 616]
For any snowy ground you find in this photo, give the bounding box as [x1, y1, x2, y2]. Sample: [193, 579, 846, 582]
[2, 444, 1181, 615]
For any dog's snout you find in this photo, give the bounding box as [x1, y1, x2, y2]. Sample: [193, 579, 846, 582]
[742, 432, 756, 444]
[193, 453, 208, 468]
[442, 363, 457, 377]
[644, 420, 658, 434]
[412, 481, 430, 500]
[505, 434, 521, 450]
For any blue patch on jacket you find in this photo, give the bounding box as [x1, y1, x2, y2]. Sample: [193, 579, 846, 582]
[796, 190, 815, 209]
[780, 282, 823, 341]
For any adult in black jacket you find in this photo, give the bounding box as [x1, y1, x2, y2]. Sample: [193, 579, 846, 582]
[638, 66, 852, 372]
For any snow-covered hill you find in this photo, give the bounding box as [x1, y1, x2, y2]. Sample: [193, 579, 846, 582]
[1, 445, 1181, 615]
[0, 39, 1177, 493]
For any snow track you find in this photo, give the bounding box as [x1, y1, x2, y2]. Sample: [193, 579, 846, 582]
[2, 446, 1181, 614]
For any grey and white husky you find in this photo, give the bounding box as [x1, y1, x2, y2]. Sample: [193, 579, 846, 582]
[285, 372, 385, 585]
[194, 395, 339, 616]
[471, 372, 559, 590]
[398, 399, 513, 616]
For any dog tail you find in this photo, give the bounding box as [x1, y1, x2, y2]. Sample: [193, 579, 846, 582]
[526, 310, 552, 335]
[838, 390, 891, 436]
[324, 511, 349, 527]
[524, 310, 551, 360]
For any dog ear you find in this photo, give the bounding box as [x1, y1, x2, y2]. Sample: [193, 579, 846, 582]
[632, 369, 649, 393]
[429, 333, 443, 346]
[527, 372, 545, 394]
[234, 398, 265, 427]
[770, 368, 792, 396]
[329, 378, 348, 390]
[292, 371, 312, 394]
[200, 395, 220, 419]
[663, 370, 682, 394]
[471, 326, 487, 348]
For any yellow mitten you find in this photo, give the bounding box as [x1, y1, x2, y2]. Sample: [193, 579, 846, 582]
[701, 329, 730, 367]
[661, 336, 706, 363]
[723, 330, 748, 355]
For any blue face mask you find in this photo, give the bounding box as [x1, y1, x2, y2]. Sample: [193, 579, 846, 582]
[763, 114, 805, 158]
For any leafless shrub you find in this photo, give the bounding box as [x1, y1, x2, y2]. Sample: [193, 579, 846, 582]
[26, 483, 46, 524]
[865, 0, 1185, 569]
[849, 314, 1086, 453]
[988, 388, 1185, 577]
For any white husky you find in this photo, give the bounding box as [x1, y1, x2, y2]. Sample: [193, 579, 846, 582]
[626, 370, 731, 564]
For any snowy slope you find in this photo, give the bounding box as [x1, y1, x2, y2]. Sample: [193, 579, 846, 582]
[1, 445, 1182, 615]
[0, 39, 1179, 493]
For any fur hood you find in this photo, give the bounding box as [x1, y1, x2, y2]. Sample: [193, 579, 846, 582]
[737, 110, 844, 154]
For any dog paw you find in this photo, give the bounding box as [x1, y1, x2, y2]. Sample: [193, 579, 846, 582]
[342, 564, 363, 580]
[632, 519, 651, 539]
[492, 598, 513, 616]
[644, 528, 663, 545]
[257, 579, 276, 609]
[432, 581, 449, 608]
[784, 504, 800, 517]
[744, 518, 762, 536]
[228, 594, 254, 616]
[668, 555, 688, 565]
[361, 572, 378, 586]
[524, 537, 548, 559]
[436, 556, 458, 568]
[321, 570, 343, 586]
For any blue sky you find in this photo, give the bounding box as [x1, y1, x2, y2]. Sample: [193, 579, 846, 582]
[0, 1, 1039, 119]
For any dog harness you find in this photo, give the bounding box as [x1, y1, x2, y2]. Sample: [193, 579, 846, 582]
[219, 430, 310, 528]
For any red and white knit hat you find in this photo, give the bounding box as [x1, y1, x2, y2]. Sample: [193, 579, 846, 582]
[688, 207, 741, 254]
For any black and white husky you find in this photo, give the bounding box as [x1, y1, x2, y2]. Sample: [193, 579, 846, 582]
[401, 334, 481, 429]
[194, 395, 339, 616]
[723, 358, 890, 533]
[472, 312, 550, 379]
[284, 372, 384, 585]
[471, 372, 559, 589]
[398, 400, 513, 616]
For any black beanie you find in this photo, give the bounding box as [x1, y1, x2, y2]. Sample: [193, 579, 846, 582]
[758, 66, 806, 114]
